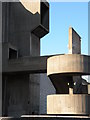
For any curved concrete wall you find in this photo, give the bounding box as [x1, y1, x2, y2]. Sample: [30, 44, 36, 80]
[47, 54, 90, 76]
[20, 0, 40, 14]
[47, 94, 90, 115]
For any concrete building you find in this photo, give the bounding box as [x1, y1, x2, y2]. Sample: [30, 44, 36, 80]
[47, 27, 90, 115]
[0, 0, 56, 117]
[0, 0, 90, 118]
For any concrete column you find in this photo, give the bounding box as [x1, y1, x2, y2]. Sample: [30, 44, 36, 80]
[88, 84, 90, 94]
[88, 2, 90, 83]
[0, 1, 2, 116]
[69, 88, 73, 95]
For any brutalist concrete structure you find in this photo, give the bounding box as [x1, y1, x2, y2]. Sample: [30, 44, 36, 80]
[0, 0, 50, 117]
[0, 0, 90, 119]
[47, 27, 90, 115]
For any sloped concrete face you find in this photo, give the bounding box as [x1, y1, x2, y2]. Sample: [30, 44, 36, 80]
[47, 94, 90, 115]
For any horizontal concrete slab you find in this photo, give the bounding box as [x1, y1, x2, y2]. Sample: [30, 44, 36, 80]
[3, 56, 50, 74]
[0, 115, 90, 120]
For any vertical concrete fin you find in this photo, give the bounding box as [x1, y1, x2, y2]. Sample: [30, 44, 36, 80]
[0, 1, 2, 116]
[68, 27, 81, 54]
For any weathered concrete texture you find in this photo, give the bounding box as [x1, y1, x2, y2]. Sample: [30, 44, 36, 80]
[2, 2, 48, 57]
[40, 73, 56, 114]
[0, 1, 2, 116]
[2, 74, 40, 116]
[20, 0, 49, 38]
[3, 56, 49, 73]
[3, 2, 40, 56]
[2, 74, 30, 116]
[47, 94, 90, 115]
[1, 1, 50, 116]
[29, 74, 40, 114]
[47, 54, 90, 76]
[68, 27, 81, 54]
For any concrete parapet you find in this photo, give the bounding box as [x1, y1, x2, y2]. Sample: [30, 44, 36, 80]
[47, 94, 90, 115]
[47, 54, 90, 76]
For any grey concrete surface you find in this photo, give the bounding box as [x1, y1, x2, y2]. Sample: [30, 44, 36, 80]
[47, 54, 90, 76]
[3, 56, 49, 73]
[1, 1, 50, 116]
[0, 115, 90, 120]
[47, 94, 90, 115]
[39, 73, 56, 114]
[68, 27, 81, 54]
[0, 1, 2, 116]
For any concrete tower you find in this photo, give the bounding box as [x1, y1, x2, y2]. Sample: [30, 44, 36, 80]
[0, 0, 50, 116]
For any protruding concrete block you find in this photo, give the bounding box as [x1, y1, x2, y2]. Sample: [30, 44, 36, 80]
[20, 0, 49, 38]
[47, 54, 90, 76]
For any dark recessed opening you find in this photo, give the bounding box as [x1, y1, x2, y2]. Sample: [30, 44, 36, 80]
[41, 2, 49, 30]
[9, 48, 18, 59]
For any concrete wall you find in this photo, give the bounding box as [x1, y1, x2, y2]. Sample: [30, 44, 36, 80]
[2, 74, 30, 116]
[30, 34, 40, 56]
[2, 74, 40, 116]
[39, 73, 55, 114]
[68, 27, 81, 54]
[29, 74, 40, 114]
[8, 2, 40, 57]
[2, 2, 41, 116]
[2, 2, 41, 57]
[47, 54, 90, 76]
[47, 94, 90, 115]
[2, 1, 50, 116]
[0, 1, 2, 116]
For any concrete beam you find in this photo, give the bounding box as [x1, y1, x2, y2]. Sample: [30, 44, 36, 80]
[3, 56, 50, 74]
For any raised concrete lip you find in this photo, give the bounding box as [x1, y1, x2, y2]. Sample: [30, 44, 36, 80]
[47, 94, 90, 96]
[20, 115, 90, 118]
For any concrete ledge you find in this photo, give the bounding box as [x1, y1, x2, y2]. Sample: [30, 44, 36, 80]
[3, 56, 50, 74]
[0, 115, 90, 120]
[47, 94, 90, 115]
[47, 54, 90, 76]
